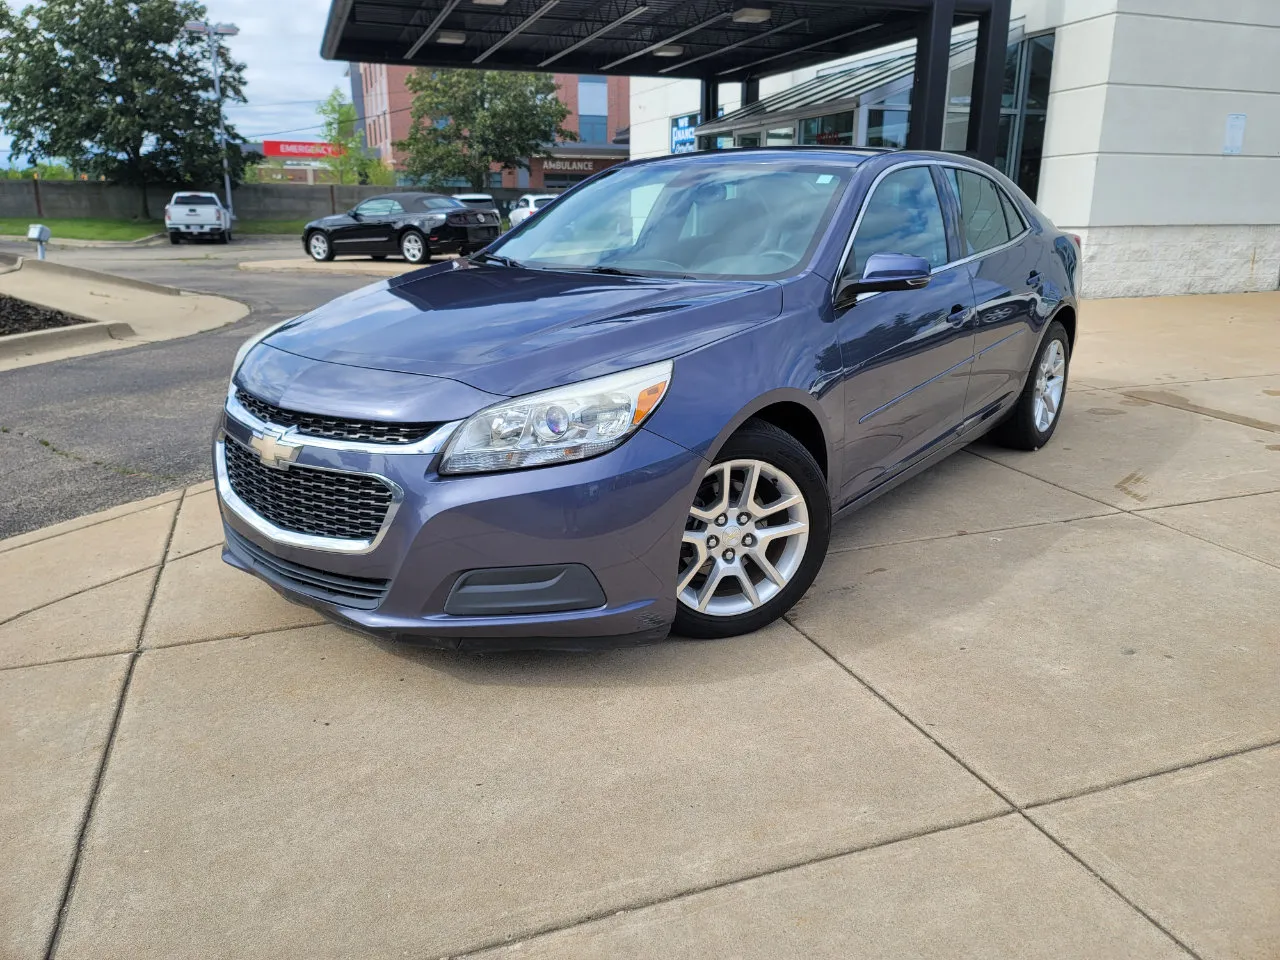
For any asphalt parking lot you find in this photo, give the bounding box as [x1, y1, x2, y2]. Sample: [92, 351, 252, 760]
[0, 237, 370, 536]
[2, 280, 1278, 958]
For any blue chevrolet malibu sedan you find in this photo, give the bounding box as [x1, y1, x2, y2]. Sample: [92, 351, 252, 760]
[216, 148, 1079, 650]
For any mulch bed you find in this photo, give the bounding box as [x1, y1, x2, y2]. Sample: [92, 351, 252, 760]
[0, 294, 87, 336]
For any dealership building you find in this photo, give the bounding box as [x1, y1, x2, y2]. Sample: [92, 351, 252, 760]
[323, 0, 1279, 299]
[630, 0, 1280, 298]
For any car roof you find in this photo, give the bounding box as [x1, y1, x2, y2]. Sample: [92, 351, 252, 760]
[372, 191, 455, 202]
[172, 190, 219, 196]
[454, 193, 493, 199]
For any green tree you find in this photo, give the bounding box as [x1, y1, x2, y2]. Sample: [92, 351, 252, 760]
[0, 0, 253, 217]
[2, 162, 76, 180]
[396, 69, 575, 190]
[315, 87, 395, 186]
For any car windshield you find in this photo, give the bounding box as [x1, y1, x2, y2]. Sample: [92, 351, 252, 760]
[491, 160, 853, 279]
[175, 195, 217, 205]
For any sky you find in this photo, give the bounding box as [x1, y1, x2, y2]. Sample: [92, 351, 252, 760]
[0, 0, 351, 165]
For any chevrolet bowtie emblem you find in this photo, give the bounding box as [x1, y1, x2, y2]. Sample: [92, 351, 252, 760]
[249, 428, 302, 470]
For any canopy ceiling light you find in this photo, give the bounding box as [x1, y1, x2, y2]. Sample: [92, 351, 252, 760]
[404, 0, 463, 59]
[436, 30, 467, 44]
[600, 12, 729, 70]
[654, 44, 684, 56]
[732, 2, 772, 24]
[659, 17, 806, 73]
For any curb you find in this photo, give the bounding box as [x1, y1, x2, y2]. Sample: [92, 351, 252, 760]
[0, 232, 165, 248]
[0, 319, 137, 360]
[8, 256, 181, 296]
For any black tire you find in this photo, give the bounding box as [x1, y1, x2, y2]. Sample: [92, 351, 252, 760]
[217, 230, 229, 244]
[989, 319, 1071, 451]
[169, 233, 181, 245]
[673, 420, 831, 640]
[306, 231, 334, 262]
[399, 229, 429, 265]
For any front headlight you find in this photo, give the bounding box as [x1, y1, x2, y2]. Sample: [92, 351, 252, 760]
[230, 317, 294, 382]
[439, 361, 672, 475]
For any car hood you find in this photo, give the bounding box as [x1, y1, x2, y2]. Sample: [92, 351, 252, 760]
[262, 260, 783, 396]
[306, 214, 349, 229]
[236, 342, 502, 424]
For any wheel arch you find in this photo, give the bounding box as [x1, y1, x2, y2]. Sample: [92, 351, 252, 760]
[1052, 303, 1077, 351]
[697, 388, 834, 484]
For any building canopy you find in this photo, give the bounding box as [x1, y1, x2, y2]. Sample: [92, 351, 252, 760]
[322, 0, 1000, 84]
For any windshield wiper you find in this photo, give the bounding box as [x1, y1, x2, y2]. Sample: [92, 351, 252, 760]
[470, 251, 522, 268]
[588, 265, 696, 280]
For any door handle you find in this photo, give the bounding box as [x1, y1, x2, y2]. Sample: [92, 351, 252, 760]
[947, 304, 970, 325]
[1026, 270, 1042, 286]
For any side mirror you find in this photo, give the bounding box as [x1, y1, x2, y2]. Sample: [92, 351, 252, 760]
[347, 209, 360, 220]
[835, 253, 932, 307]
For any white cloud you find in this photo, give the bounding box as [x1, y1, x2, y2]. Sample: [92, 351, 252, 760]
[208, 0, 351, 143]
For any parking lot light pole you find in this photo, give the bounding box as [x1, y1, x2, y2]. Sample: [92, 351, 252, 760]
[184, 20, 239, 219]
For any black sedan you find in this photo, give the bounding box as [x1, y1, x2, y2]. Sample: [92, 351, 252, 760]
[302, 192, 501, 265]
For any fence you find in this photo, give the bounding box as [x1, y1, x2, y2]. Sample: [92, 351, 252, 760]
[0, 181, 543, 221]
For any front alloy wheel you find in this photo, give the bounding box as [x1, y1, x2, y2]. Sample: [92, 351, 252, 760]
[673, 421, 830, 639]
[307, 232, 333, 262]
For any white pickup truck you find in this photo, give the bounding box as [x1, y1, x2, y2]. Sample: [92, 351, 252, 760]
[164, 192, 232, 244]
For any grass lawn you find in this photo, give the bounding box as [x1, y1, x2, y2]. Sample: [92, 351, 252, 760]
[0, 216, 308, 241]
[0, 217, 162, 241]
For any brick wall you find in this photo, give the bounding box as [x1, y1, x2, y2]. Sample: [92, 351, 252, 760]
[607, 76, 630, 142]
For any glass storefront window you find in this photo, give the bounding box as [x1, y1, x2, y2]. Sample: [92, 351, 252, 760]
[1025, 35, 1055, 110]
[799, 111, 855, 146]
[736, 133, 760, 147]
[867, 109, 909, 149]
[766, 126, 795, 146]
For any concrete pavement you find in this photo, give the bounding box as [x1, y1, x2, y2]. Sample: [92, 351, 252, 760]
[1, 291, 1279, 959]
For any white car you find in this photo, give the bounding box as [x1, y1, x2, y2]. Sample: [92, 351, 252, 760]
[165, 192, 232, 244]
[509, 193, 557, 227]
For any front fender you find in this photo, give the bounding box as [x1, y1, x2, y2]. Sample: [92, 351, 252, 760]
[642, 301, 845, 497]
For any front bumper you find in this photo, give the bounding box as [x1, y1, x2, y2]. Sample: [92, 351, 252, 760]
[215, 402, 704, 651]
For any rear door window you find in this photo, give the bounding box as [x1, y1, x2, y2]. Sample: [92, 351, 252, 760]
[944, 168, 1014, 255]
[847, 166, 949, 279]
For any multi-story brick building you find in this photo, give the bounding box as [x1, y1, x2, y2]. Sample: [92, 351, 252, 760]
[351, 66, 628, 190]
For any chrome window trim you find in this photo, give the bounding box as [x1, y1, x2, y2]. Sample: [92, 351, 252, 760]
[831, 159, 1031, 304]
[935, 162, 1031, 262]
[225, 384, 461, 456]
[215, 435, 404, 555]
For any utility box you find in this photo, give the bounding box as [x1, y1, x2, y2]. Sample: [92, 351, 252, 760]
[27, 223, 50, 260]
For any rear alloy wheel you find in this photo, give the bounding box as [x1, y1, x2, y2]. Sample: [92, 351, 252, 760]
[990, 319, 1070, 450]
[400, 229, 429, 265]
[673, 421, 830, 639]
[307, 231, 334, 262]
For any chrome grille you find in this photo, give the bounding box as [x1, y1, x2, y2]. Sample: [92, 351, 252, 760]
[226, 527, 389, 609]
[235, 389, 438, 445]
[223, 437, 393, 541]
